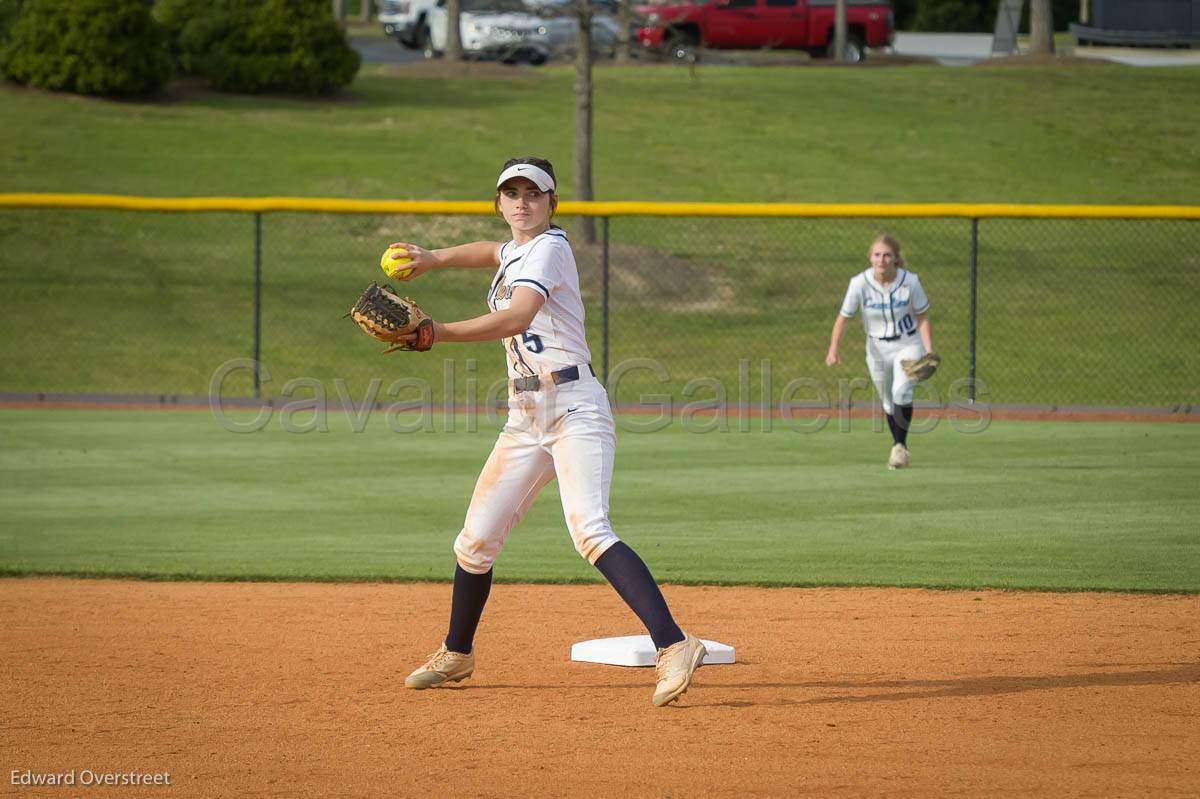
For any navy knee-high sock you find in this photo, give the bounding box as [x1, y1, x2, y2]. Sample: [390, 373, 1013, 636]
[892, 404, 914, 447]
[594, 542, 684, 650]
[444, 565, 492, 654]
[886, 411, 900, 444]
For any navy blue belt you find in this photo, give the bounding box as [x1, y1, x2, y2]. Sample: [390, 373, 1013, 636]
[876, 330, 917, 342]
[512, 364, 595, 393]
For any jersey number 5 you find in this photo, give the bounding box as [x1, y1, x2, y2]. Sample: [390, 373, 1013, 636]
[522, 332, 544, 353]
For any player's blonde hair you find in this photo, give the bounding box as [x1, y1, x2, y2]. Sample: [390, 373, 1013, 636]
[870, 233, 905, 268]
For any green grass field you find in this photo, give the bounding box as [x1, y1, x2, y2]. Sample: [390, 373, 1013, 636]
[3, 208, 1197, 407]
[1, 408, 1196, 592]
[4, 63, 1199, 203]
[2, 64, 1198, 407]
[2, 64, 1200, 203]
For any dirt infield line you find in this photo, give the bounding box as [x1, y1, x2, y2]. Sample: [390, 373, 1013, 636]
[3, 578, 1198, 798]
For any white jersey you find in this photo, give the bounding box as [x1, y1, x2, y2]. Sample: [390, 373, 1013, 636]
[839, 268, 930, 339]
[487, 228, 592, 379]
[455, 227, 618, 577]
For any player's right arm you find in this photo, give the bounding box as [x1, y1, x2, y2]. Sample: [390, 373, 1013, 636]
[826, 276, 860, 366]
[386, 240, 501, 280]
[825, 314, 850, 366]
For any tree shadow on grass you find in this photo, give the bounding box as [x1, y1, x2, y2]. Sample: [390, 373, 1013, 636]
[149, 68, 539, 112]
[0, 70, 531, 113]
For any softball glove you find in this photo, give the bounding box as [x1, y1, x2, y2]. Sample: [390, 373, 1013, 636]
[901, 352, 941, 382]
[346, 282, 434, 353]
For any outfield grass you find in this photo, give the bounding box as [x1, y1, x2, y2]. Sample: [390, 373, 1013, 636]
[2, 64, 1198, 406]
[1, 208, 1196, 406]
[1, 408, 1196, 592]
[3, 64, 1199, 203]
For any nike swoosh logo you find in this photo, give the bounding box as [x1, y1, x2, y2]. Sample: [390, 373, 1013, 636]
[566, 407, 579, 413]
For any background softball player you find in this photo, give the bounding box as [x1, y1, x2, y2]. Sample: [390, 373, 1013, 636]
[825, 233, 934, 469]
[386, 157, 706, 707]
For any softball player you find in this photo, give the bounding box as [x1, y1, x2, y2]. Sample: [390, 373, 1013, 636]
[825, 234, 934, 469]
[387, 157, 705, 707]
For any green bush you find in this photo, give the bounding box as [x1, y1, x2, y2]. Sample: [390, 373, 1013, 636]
[156, 0, 209, 72]
[156, 0, 360, 95]
[911, 0, 1079, 33]
[1042, 0, 1082, 33]
[0, 0, 24, 48]
[912, 0, 986, 32]
[0, 0, 170, 97]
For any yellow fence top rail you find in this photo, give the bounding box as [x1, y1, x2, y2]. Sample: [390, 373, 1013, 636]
[2, 193, 1199, 220]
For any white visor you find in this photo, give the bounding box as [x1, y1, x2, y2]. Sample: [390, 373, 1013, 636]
[496, 163, 555, 192]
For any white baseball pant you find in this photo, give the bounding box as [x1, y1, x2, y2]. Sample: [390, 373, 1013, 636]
[866, 334, 926, 415]
[453, 371, 621, 574]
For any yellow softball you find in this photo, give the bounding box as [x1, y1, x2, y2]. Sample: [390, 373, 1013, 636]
[381, 246, 414, 280]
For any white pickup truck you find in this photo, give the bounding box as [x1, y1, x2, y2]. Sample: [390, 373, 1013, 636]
[382, 0, 553, 63]
[381, 0, 620, 63]
[379, 0, 440, 53]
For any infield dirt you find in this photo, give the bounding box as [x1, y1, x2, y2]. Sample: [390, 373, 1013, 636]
[3, 579, 1197, 797]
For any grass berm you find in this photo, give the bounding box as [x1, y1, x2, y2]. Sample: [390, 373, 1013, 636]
[1, 63, 1197, 407]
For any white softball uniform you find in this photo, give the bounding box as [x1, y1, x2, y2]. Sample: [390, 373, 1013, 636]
[453, 229, 620, 575]
[487, 229, 591, 379]
[839, 268, 930, 414]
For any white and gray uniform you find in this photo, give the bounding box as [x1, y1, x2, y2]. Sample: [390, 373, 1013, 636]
[453, 228, 620, 575]
[839, 268, 929, 414]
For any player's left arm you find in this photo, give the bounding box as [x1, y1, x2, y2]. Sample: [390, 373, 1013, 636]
[911, 276, 933, 352]
[432, 287, 545, 344]
[916, 312, 933, 352]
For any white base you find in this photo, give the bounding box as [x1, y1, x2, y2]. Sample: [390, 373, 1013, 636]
[570, 635, 735, 667]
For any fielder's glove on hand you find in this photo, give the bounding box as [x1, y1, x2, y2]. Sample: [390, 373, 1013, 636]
[901, 352, 941, 382]
[346, 282, 434, 353]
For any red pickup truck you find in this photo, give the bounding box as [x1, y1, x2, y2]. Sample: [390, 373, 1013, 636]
[637, 0, 894, 62]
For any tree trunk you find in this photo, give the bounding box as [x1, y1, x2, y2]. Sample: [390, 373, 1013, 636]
[616, 0, 633, 64]
[1079, 0, 1089, 25]
[445, 0, 464, 60]
[360, 0, 372, 23]
[332, 0, 345, 22]
[834, 0, 847, 62]
[575, 2, 596, 244]
[1030, 0, 1055, 55]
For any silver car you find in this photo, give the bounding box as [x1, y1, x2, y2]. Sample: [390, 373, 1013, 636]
[528, 0, 623, 58]
[538, 14, 622, 58]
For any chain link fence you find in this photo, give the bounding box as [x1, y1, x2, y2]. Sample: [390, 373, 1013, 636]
[1, 201, 1197, 411]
